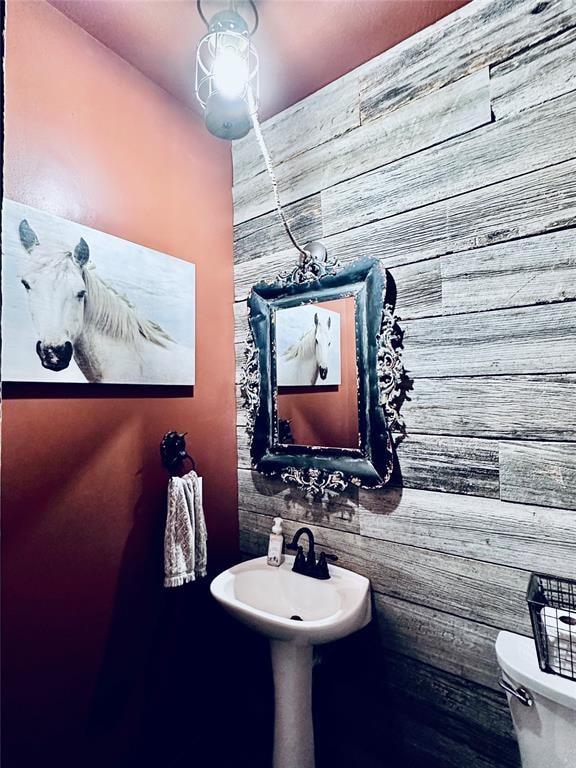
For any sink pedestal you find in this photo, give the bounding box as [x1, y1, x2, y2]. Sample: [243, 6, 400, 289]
[270, 640, 315, 768]
[210, 556, 371, 768]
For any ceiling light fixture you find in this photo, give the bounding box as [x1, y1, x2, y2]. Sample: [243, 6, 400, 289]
[195, 0, 313, 261]
[195, 0, 259, 141]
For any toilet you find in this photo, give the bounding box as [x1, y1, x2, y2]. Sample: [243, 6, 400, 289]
[496, 631, 576, 768]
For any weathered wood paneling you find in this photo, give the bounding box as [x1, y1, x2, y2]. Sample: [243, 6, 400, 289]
[235, 231, 576, 334]
[441, 229, 576, 314]
[233, 195, 322, 265]
[359, 487, 576, 577]
[395, 434, 500, 497]
[233, 159, 576, 303]
[234, 245, 296, 302]
[402, 302, 576, 378]
[324, 159, 576, 268]
[322, 90, 576, 236]
[358, 0, 576, 120]
[233, 300, 248, 346]
[239, 508, 532, 634]
[374, 593, 501, 690]
[401, 720, 519, 768]
[232, 76, 360, 186]
[384, 653, 515, 743]
[491, 26, 576, 119]
[237, 428, 499, 499]
[232, 3, 576, 766]
[233, 69, 491, 224]
[235, 384, 248, 428]
[235, 341, 246, 383]
[236, 426, 250, 470]
[332, 156, 576, 267]
[237, 374, 576, 441]
[390, 259, 443, 319]
[401, 374, 576, 440]
[233, 258, 442, 338]
[384, 655, 520, 767]
[500, 441, 576, 510]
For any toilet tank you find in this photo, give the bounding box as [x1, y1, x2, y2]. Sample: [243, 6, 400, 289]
[496, 631, 576, 768]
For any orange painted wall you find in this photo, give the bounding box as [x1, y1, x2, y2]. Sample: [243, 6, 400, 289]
[2, 1, 237, 764]
[277, 297, 359, 448]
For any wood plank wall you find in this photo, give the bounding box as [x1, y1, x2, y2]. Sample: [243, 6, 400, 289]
[232, 1, 576, 765]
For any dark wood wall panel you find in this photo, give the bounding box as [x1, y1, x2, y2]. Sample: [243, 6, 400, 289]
[232, 2, 576, 765]
[384, 653, 516, 745]
[373, 593, 501, 690]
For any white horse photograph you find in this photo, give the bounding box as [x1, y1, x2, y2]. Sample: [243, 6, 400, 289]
[276, 303, 341, 386]
[1, 199, 195, 385]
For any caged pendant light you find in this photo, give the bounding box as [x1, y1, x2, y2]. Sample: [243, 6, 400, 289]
[195, 0, 259, 141]
[195, 0, 313, 261]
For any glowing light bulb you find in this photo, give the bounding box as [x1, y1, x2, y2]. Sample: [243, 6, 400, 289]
[212, 46, 250, 99]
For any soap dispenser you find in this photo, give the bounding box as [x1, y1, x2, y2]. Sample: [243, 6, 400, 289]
[267, 517, 285, 566]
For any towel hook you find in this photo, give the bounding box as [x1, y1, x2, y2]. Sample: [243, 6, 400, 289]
[160, 431, 196, 476]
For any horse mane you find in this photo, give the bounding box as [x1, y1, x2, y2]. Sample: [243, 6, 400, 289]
[282, 343, 300, 361]
[282, 327, 315, 361]
[82, 267, 174, 348]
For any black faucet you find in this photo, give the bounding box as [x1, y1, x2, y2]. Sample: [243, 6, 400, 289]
[286, 527, 338, 580]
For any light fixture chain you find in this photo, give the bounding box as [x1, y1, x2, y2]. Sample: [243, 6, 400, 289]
[248, 95, 310, 259]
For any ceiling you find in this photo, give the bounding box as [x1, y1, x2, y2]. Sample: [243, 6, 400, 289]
[48, 0, 468, 120]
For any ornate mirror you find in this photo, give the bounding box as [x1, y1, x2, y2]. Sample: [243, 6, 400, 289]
[240, 243, 405, 498]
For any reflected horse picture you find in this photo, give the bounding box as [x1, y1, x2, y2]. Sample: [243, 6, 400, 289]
[276, 304, 341, 386]
[2, 200, 195, 385]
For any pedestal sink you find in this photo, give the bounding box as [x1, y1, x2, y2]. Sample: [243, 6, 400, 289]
[210, 555, 371, 768]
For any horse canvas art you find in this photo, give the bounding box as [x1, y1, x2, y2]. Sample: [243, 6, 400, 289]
[276, 303, 341, 386]
[1, 200, 195, 385]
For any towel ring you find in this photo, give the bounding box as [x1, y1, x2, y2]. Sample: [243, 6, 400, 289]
[160, 431, 196, 475]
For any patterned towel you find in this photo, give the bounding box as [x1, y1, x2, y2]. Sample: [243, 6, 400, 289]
[164, 470, 207, 587]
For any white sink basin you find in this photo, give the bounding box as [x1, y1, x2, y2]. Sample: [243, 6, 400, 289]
[211, 554, 372, 768]
[210, 554, 372, 645]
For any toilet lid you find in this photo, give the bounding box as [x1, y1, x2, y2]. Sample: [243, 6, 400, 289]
[496, 631, 576, 710]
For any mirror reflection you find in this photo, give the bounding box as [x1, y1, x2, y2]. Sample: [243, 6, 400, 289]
[275, 297, 359, 449]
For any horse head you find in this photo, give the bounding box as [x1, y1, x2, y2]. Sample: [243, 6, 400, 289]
[18, 219, 89, 372]
[314, 312, 332, 381]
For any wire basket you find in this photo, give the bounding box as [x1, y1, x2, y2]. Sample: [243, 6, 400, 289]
[527, 572, 576, 682]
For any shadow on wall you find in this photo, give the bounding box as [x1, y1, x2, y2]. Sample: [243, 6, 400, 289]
[250, 447, 408, 520]
[252, 470, 363, 524]
[1, 382, 194, 401]
[83, 465, 274, 768]
[132, 588, 275, 768]
[85, 463, 166, 766]
[314, 609, 405, 768]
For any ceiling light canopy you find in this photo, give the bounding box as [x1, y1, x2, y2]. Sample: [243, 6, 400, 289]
[195, 0, 259, 141]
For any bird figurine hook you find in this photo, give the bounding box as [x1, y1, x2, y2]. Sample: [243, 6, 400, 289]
[160, 431, 196, 476]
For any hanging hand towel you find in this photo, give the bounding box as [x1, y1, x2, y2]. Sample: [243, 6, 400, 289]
[164, 470, 208, 587]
